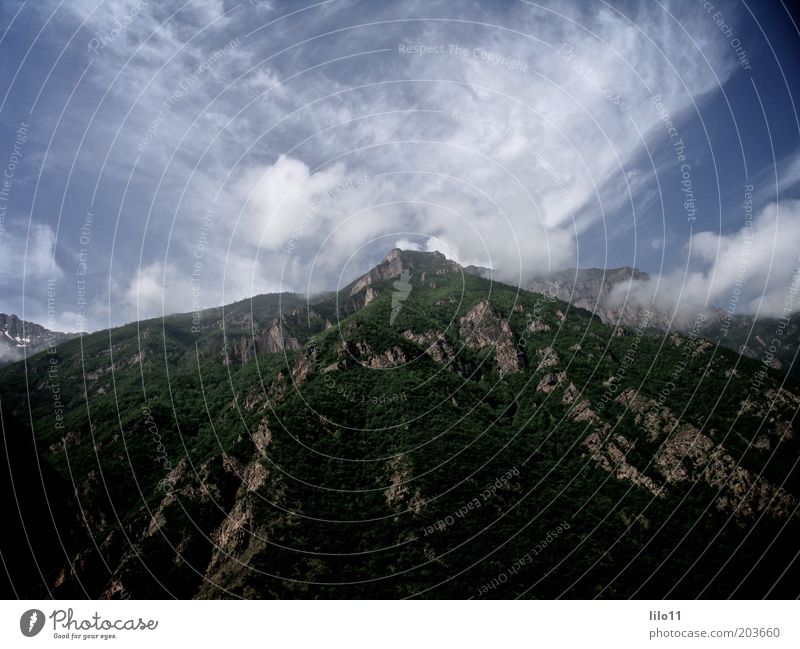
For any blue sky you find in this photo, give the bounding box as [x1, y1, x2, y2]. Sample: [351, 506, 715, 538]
[1, 0, 799, 332]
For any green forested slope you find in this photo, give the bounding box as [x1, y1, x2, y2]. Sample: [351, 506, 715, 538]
[1, 251, 798, 598]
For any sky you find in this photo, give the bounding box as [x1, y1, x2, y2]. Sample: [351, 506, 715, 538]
[0, 0, 799, 333]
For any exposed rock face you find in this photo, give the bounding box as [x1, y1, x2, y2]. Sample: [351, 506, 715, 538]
[227, 318, 301, 364]
[458, 300, 520, 376]
[402, 330, 456, 365]
[338, 340, 372, 359]
[535, 346, 559, 370]
[585, 427, 665, 497]
[657, 424, 795, 519]
[367, 346, 408, 368]
[347, 248, 489, 296]
[1, 313, 58, 344]
[348, 285, 379, 312]
[384, 456, 423, 515]
[290, 346, 319, 384]
[251, 419, 273, 455]
[145, 455, 233, 539]
[78, 470, 111, 530]
[537, 371, 566, 394]
[740, 388, 800, 436]
[48, 430, 81, 454]
[588, 388, 798, 520]
[527, 319, 551, 333]
[333, 338, 409, 369]
[562, 382, 595, 422]
[616, 387, 672, 442]
[205, 461, 268, 577]
[265, 321, 300, 353]
[349, 249, 412, 295]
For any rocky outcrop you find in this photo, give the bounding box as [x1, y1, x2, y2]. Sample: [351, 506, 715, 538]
[251, 419, 273, 455]
[562, 382, 595, 422]
[402, 330, 456, 365]
[290, 346, 319, 384]
[337, 340, 372, 359]
[348, 286, 379, 312]
[585, 426, 665, 497]
[527, 319, 551, 333]
[264, 321, 300, 353]
[367, 346, 408, 368]
[226, 318, 301, 365]
[205, 461, 268, 577]
[347, 248, 489, 297]
[535, 346, 559, 371]
[537, 371, 566, 394]
[349, 249, 411, 295]
[458, 300, 520, 376]
[603, 388, 796, 520]
[384, 456, 423, 515]
[349, 249, 412, 300]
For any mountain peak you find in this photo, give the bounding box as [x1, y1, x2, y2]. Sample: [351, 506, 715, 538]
[381, 247, 404, 262]
[382, 247, 443, 261]
[0, 313, 74, 365]
[350, 249, 451, 295]
[349, 249, 490, 299]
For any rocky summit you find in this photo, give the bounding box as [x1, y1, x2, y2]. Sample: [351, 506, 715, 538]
[1, 250, 799, 599]
[0, 313, 75, 366]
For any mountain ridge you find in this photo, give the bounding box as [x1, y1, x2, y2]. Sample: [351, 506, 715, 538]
[1, 249, 798, 598]
[4, 250, 796, 377]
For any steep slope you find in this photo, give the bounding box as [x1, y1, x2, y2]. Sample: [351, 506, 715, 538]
[1, 251, 799, 599]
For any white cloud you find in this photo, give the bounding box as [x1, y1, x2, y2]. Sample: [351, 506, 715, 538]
[235, 155, 351, 252]
[16, 0, 773, 328]
[0, 223, 62, 285]
[611, 200, 800, 319]
[0, 222, 66, 327]
[394, 238, 422, 252]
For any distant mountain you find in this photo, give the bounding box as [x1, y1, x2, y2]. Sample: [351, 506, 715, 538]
[0, 250, 798, 599]
[0, 313, 75, 366]
[527, 267, 653, 326]
[526, 268, 800, 377]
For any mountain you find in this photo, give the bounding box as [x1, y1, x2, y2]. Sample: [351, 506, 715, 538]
[0, 250, 799, 599]
[527, 267, 653, 326]
[0, 313, 75, 366]
[527, 268, 800, 378]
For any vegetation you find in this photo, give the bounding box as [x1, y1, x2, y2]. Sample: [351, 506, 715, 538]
[1, 251, 798, 599]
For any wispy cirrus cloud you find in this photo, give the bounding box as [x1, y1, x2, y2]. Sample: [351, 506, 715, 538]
[2, 0, 797, 330]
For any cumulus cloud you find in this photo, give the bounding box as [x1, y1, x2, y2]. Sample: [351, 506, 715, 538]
[214, 0, 736, 289]
[235, 155, 353, 252]
[610, 200, 800, 319]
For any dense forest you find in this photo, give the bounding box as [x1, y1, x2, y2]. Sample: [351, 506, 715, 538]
[1, 250, 798, 598]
